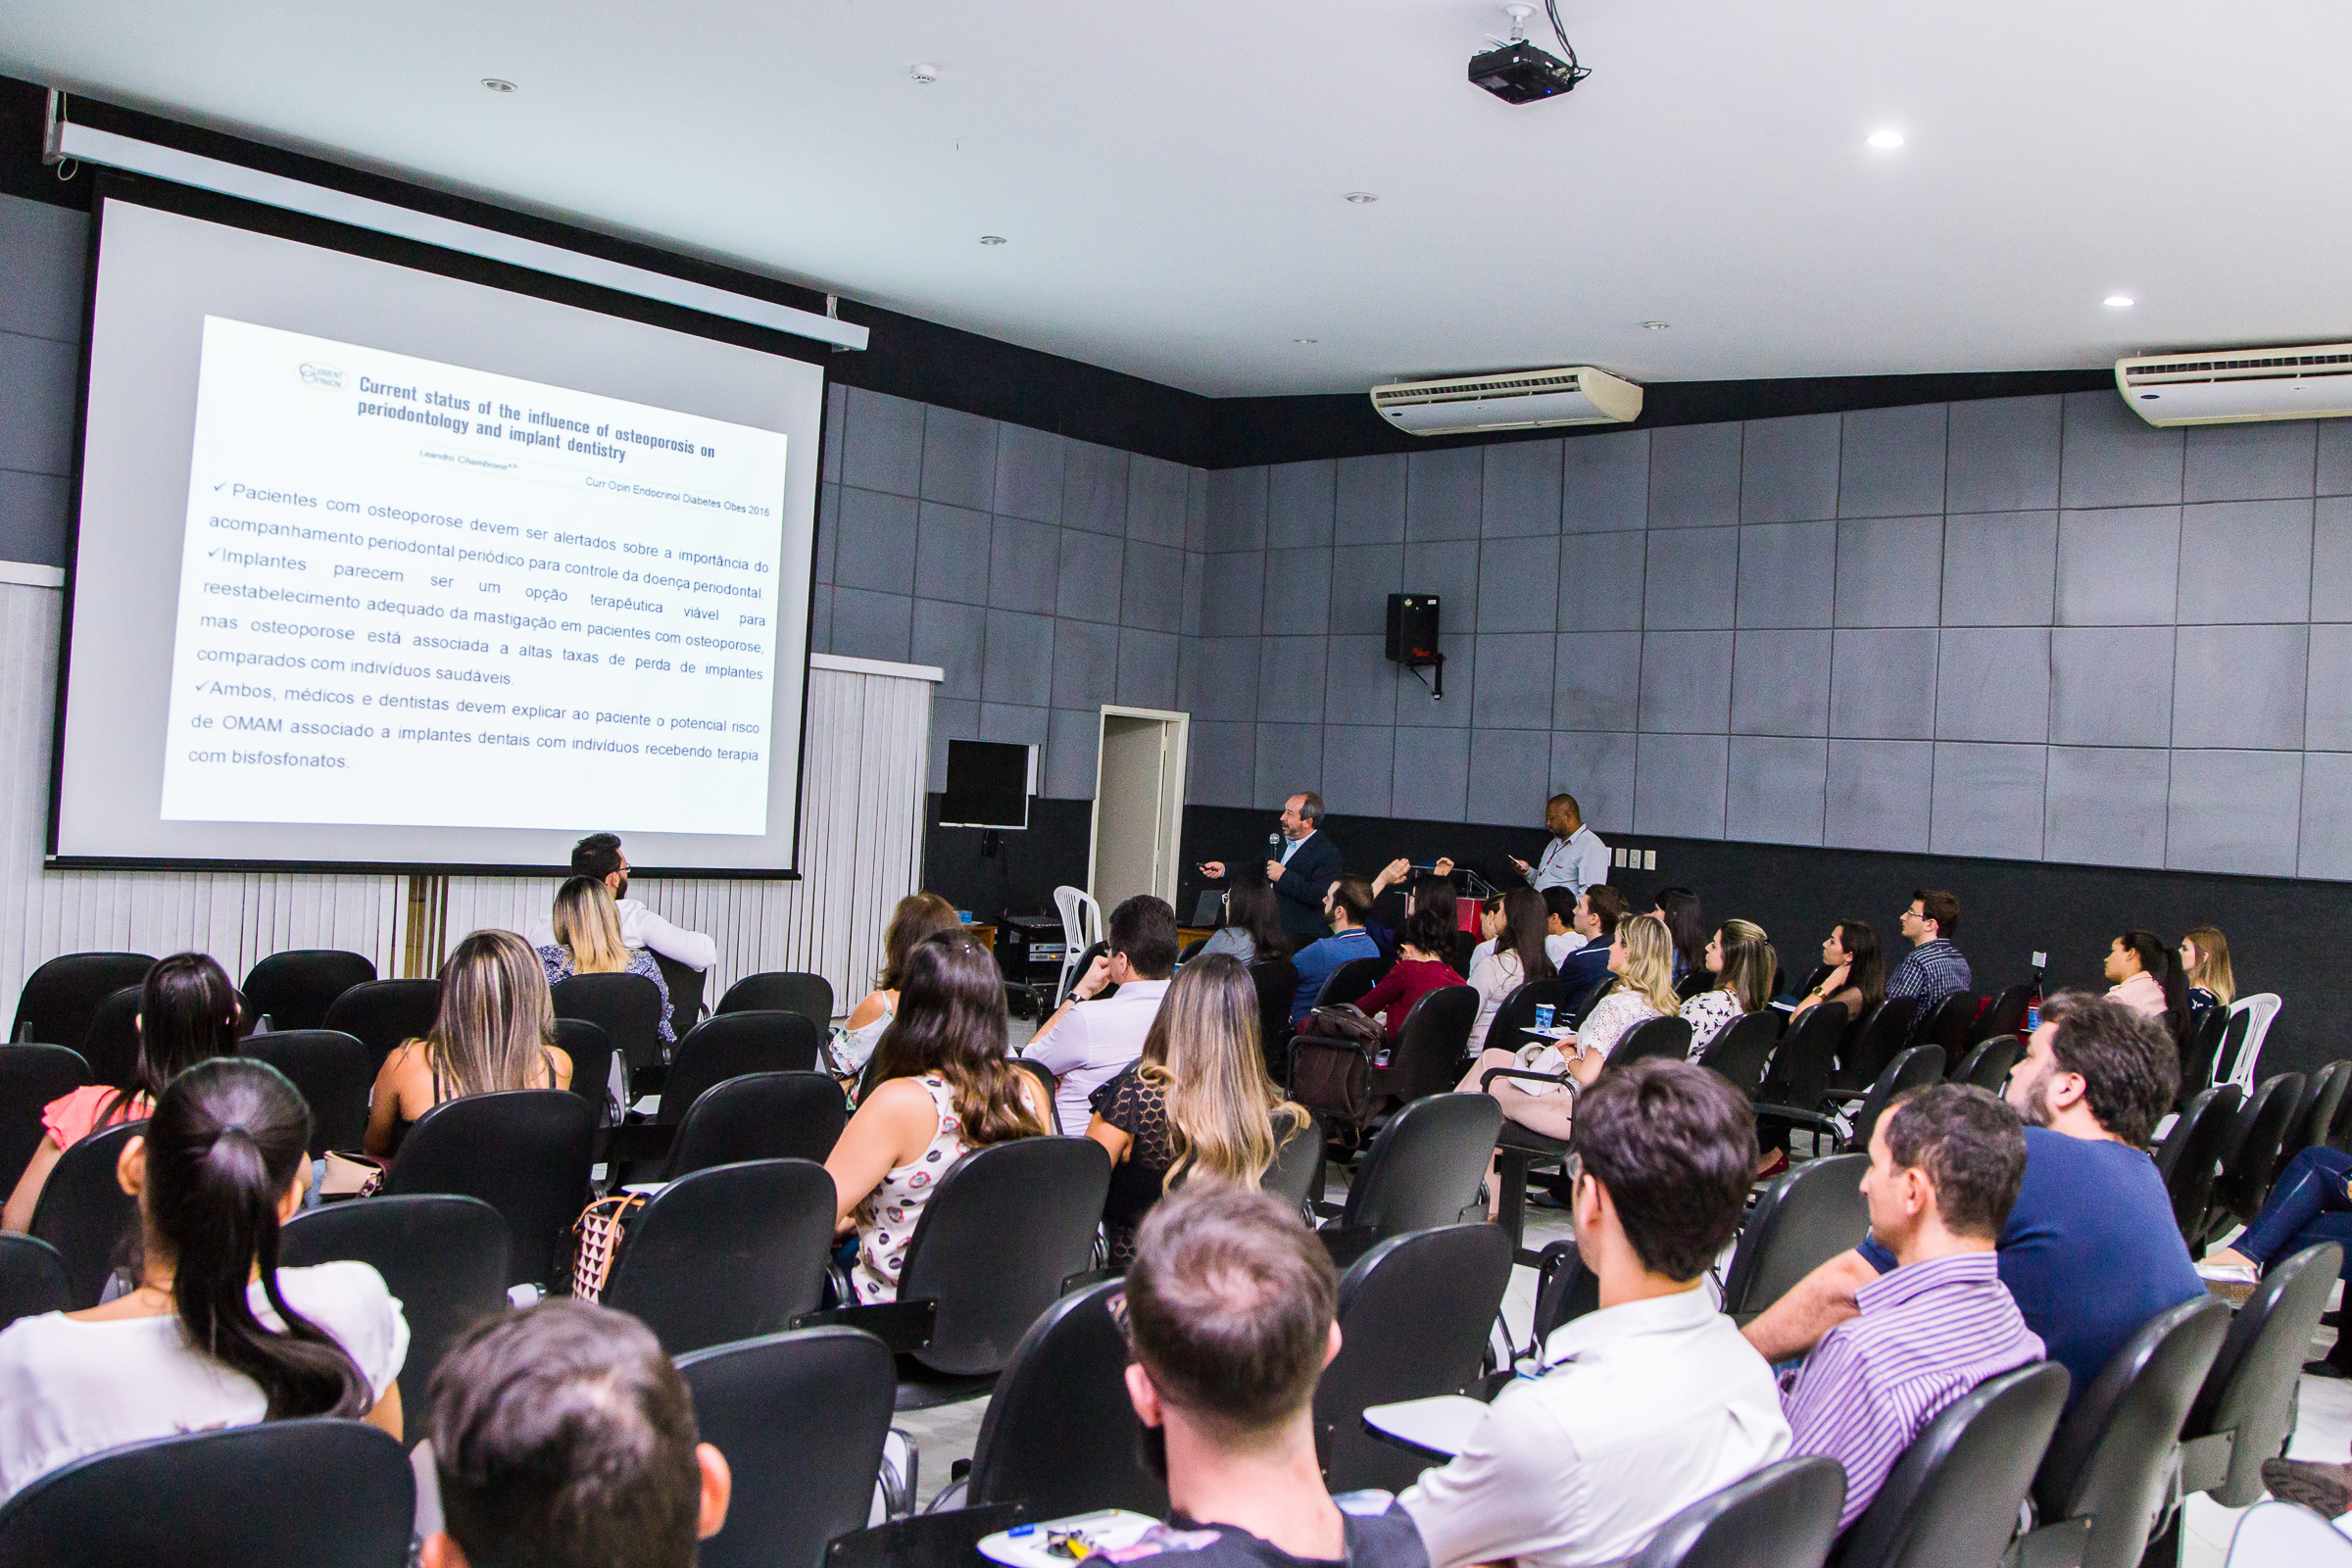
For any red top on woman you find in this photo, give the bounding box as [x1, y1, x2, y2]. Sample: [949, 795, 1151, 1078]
[1354, 956, 1467, 1045]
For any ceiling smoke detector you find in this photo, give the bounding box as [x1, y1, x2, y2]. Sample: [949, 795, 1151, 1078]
[909, 63, 940, 84]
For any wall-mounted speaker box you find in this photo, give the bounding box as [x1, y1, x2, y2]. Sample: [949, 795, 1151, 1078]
[1386, 594, 1441, 663]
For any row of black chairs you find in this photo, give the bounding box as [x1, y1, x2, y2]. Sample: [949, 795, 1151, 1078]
[2155, 1058, 2352, 1250]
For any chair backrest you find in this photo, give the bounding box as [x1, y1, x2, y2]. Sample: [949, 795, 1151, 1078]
[2034, 1295, 2231, 1568]
[1339, 1093, 1502, 1238]
[280, 1193, 510, 1417]
[1719, 1153, 1872, 1319]
[1375, 984, 1480, 1102]
[1013, 1058, 1061, 1133]
[1838, 1362, 2072, 1568]
[1955, 1035, 2024, 1094]
[2179, 1005, 2230, 1102]
[651, 950, 708, 1032]
[1261, 1110, 1325, 1214]
[2330, 1064, 2352, 1152]
[2180, 1241, 2340, 1507]
[1317, 1222, 1514, 1492]
[2213, 1071, 2305, 1227]
[1844, 1046, 1944, 1151]
[668, 1071, 849, 1178]
[673, 1327, 899, 1568]
[2153, 1083, 2243, 1244]
[1625, 1454, 1847, 1568]
[320, 979, 443, 1076]
[76, 985, 142, 1088]
[604, 1158, 838, 1353]
[1609, 1013, 1694, 1068]
[27, 1118, 143, 1307]
[381, 1089, 598, 1287]
[1696, 1010, 1780, 1101]
[0, 1234, 71, 1333]
[1315, 955, 1386, 1009]
[2223, 1500, 2352, 1568]
[2293, 1061, 2352, 1165]
[555, 1018, 618, 1122]
[2210, 1007, 2255, 1089]
[0, 1417, 412, 1568]
[239, 1030, 371, 1155]
[0, 1043, 89, 1194]
[10, 952, 154, 1053]
[2224, 993, 2282, 1089]
[1914, 992, 1980, 1057]
[1758, 1002, 1847, 1110]
[897, 1136, 1111, 1376]
[1249, 959, 1299, 1073]
[660, 1010, 824, 1122]
[1053, 886, 1104, 954]
[239, 950, 378, 1033]
[715, 970, 837, 1028]
[551, 972, 666, 1077]
[1844, 995, 1917, 1086]
[2273, 1063, 2338, 1176]
[1486, 979, 1575, 1050]
[1977, 982, 2035, 1043]
[965, 1277, 1168, 1518]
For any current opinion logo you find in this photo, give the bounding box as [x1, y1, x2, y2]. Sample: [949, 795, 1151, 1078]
[297, 363, 346, 390]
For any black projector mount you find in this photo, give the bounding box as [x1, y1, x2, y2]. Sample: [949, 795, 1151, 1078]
[1469, 1, 1592, 105]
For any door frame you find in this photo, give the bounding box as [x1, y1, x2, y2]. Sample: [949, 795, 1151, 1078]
[1085, 706, 1192, 907]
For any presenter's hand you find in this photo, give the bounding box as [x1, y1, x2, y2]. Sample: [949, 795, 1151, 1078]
[1198, 860, 1226, 880]
[1073, 955, 1114, 1001]
[1434, 858, 1455, 877]
[1263, 859, 1287, 884]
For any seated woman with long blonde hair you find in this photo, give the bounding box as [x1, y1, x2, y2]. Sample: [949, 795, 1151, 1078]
[365, 930, 573, 1159]
[1085, 954, 1309, 1266]
[537, 875, 674, 1047]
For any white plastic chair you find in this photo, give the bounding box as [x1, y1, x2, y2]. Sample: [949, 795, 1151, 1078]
[1052, 886, 1103, 1003]
[2225, 993, 2282, 1090]
[2225, 1499, 2352, 1563]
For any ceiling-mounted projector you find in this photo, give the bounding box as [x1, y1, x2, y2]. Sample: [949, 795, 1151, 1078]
[2117, 342, 2352, 426]
[1370, 367, 1642, 436]
[1471, 2, 1591, 104]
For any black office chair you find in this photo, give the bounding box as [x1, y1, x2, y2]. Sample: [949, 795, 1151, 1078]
[382, 1089, 598, 1288]
[1836, 995, 1916, 1091]
[660, 1011, 824, 1120]
[1610, 1014, 1695, 1067]
[2178, 1005, 2230, 1105]
[651, 951, 709, 1033]
[2020, 1295, 2230, 1568]
[0, 1234, 71, 1332]
[1951, 1035, 2023, 1093]
[1919, 991, 1983, 1058]
[819, 1136, 1110, 1409]
[0, 1043, 89, 1193]
[1837, 1362, 2072, 1568]
[2209, 1008, 2255, 1090]
[281, 1193, 510, 1417]
[321, 979, 442, 1075]
[1718, 1153, 1871, 1323]
[1317, 1222, 1513, 1492]
[667, 1071, 849, 1179]
[1759, 1046, 1943, 1158]
[0, 1417, 413, 1568]
[1485, 979, 1575, 1054]
[2179, 1243, 2341, 1508]
[1625, 1454, 1846, 1568]
[239, 1031, 371, 1154]
[604, 1159, 838, 1353]
[1314, 955, 1387, 1010]
[946, 1277, 1167, 1518]
[1696, 1010, 1780, 1101]
[1262, 1109, 1326, 1216]
[1013, 1058, 1060, 1133]
[716, 970, 836, 1028]
[676, 1327, 897, 1568]
[10, 952, 153, 1054]
[1976, 982, 2035, 1045]
[1250, 958, 1300, 1080]
[240, 950, 378, 1033]
[2153, 1083, 2243, 1245]
[74, 985, 142, 1088]
[2290, 1061, 2352, 1167]
[556, 1017, 620, 1122]
[1755, 1003, 1847, 1118]
[1320, 1093, 1501, 1265]
[27, 1118, 143, 1307]
[552, 972, 667, 1084]
[2207, 1072, 2304, 1240]
[1371, 985, 1479, 1104]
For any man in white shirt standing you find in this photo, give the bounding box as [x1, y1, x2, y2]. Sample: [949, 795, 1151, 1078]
[1023, 894, 1177, 1135]
[1399, 1060, 1789, 1568]
[1511, 794, 1609, 901]
[527, 832, 717, 973]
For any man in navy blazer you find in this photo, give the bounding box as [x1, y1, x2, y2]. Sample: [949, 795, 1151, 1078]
[1199, 792, 1344, 941]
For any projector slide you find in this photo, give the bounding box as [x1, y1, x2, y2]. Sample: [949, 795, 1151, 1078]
[160, 317, 791, 835]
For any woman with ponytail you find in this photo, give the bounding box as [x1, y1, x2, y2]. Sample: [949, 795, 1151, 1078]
[0, 1058, 406, 1496]
[3, 952, 242, 1234]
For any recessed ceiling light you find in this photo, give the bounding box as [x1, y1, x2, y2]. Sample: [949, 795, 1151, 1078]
[979, 235, 1006, 246]
[1866, 127, 1904, 149]
[2104, 294, 2135, 308]
[1640, 319, 1671, 330]
[480, 78, 516, 93]
[1344, 191, 1379, 204]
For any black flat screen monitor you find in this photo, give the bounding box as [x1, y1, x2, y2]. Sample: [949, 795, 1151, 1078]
[941, 740, 1033, 830]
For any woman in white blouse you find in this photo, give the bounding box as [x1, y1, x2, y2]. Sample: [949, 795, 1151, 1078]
[1463, 887, 1558, 1054]
[0, 1058, 406, 1498]
[1679, 918, 1775, 1054]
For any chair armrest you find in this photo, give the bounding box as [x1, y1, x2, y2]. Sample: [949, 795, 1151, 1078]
[1481, 1066, 1571, 1094]
[1752, 1102, 1842, 1136]
[791, 1297, 939, 1354]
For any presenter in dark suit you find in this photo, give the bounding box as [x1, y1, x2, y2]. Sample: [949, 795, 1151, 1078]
[1198, 791, 1343, 941]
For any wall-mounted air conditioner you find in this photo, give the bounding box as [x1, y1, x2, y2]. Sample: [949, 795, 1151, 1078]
[1370, 366, 1642, 436]
[2117, 343, 2352, 426]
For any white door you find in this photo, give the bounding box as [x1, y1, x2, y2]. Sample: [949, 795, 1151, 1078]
[1087, 707, 1191, 912]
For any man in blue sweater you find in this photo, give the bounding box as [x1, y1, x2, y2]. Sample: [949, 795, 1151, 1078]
[1288, 877, 1382, 1026]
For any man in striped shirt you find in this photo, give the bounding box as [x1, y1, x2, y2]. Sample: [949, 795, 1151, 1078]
[1780, 1084, 2044, 1533]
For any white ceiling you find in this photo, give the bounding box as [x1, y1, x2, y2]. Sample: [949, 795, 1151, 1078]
[7, 2, 2351, 398]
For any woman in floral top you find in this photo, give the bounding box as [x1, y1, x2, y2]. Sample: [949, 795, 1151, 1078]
[1679, 919, 1775, 1055]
